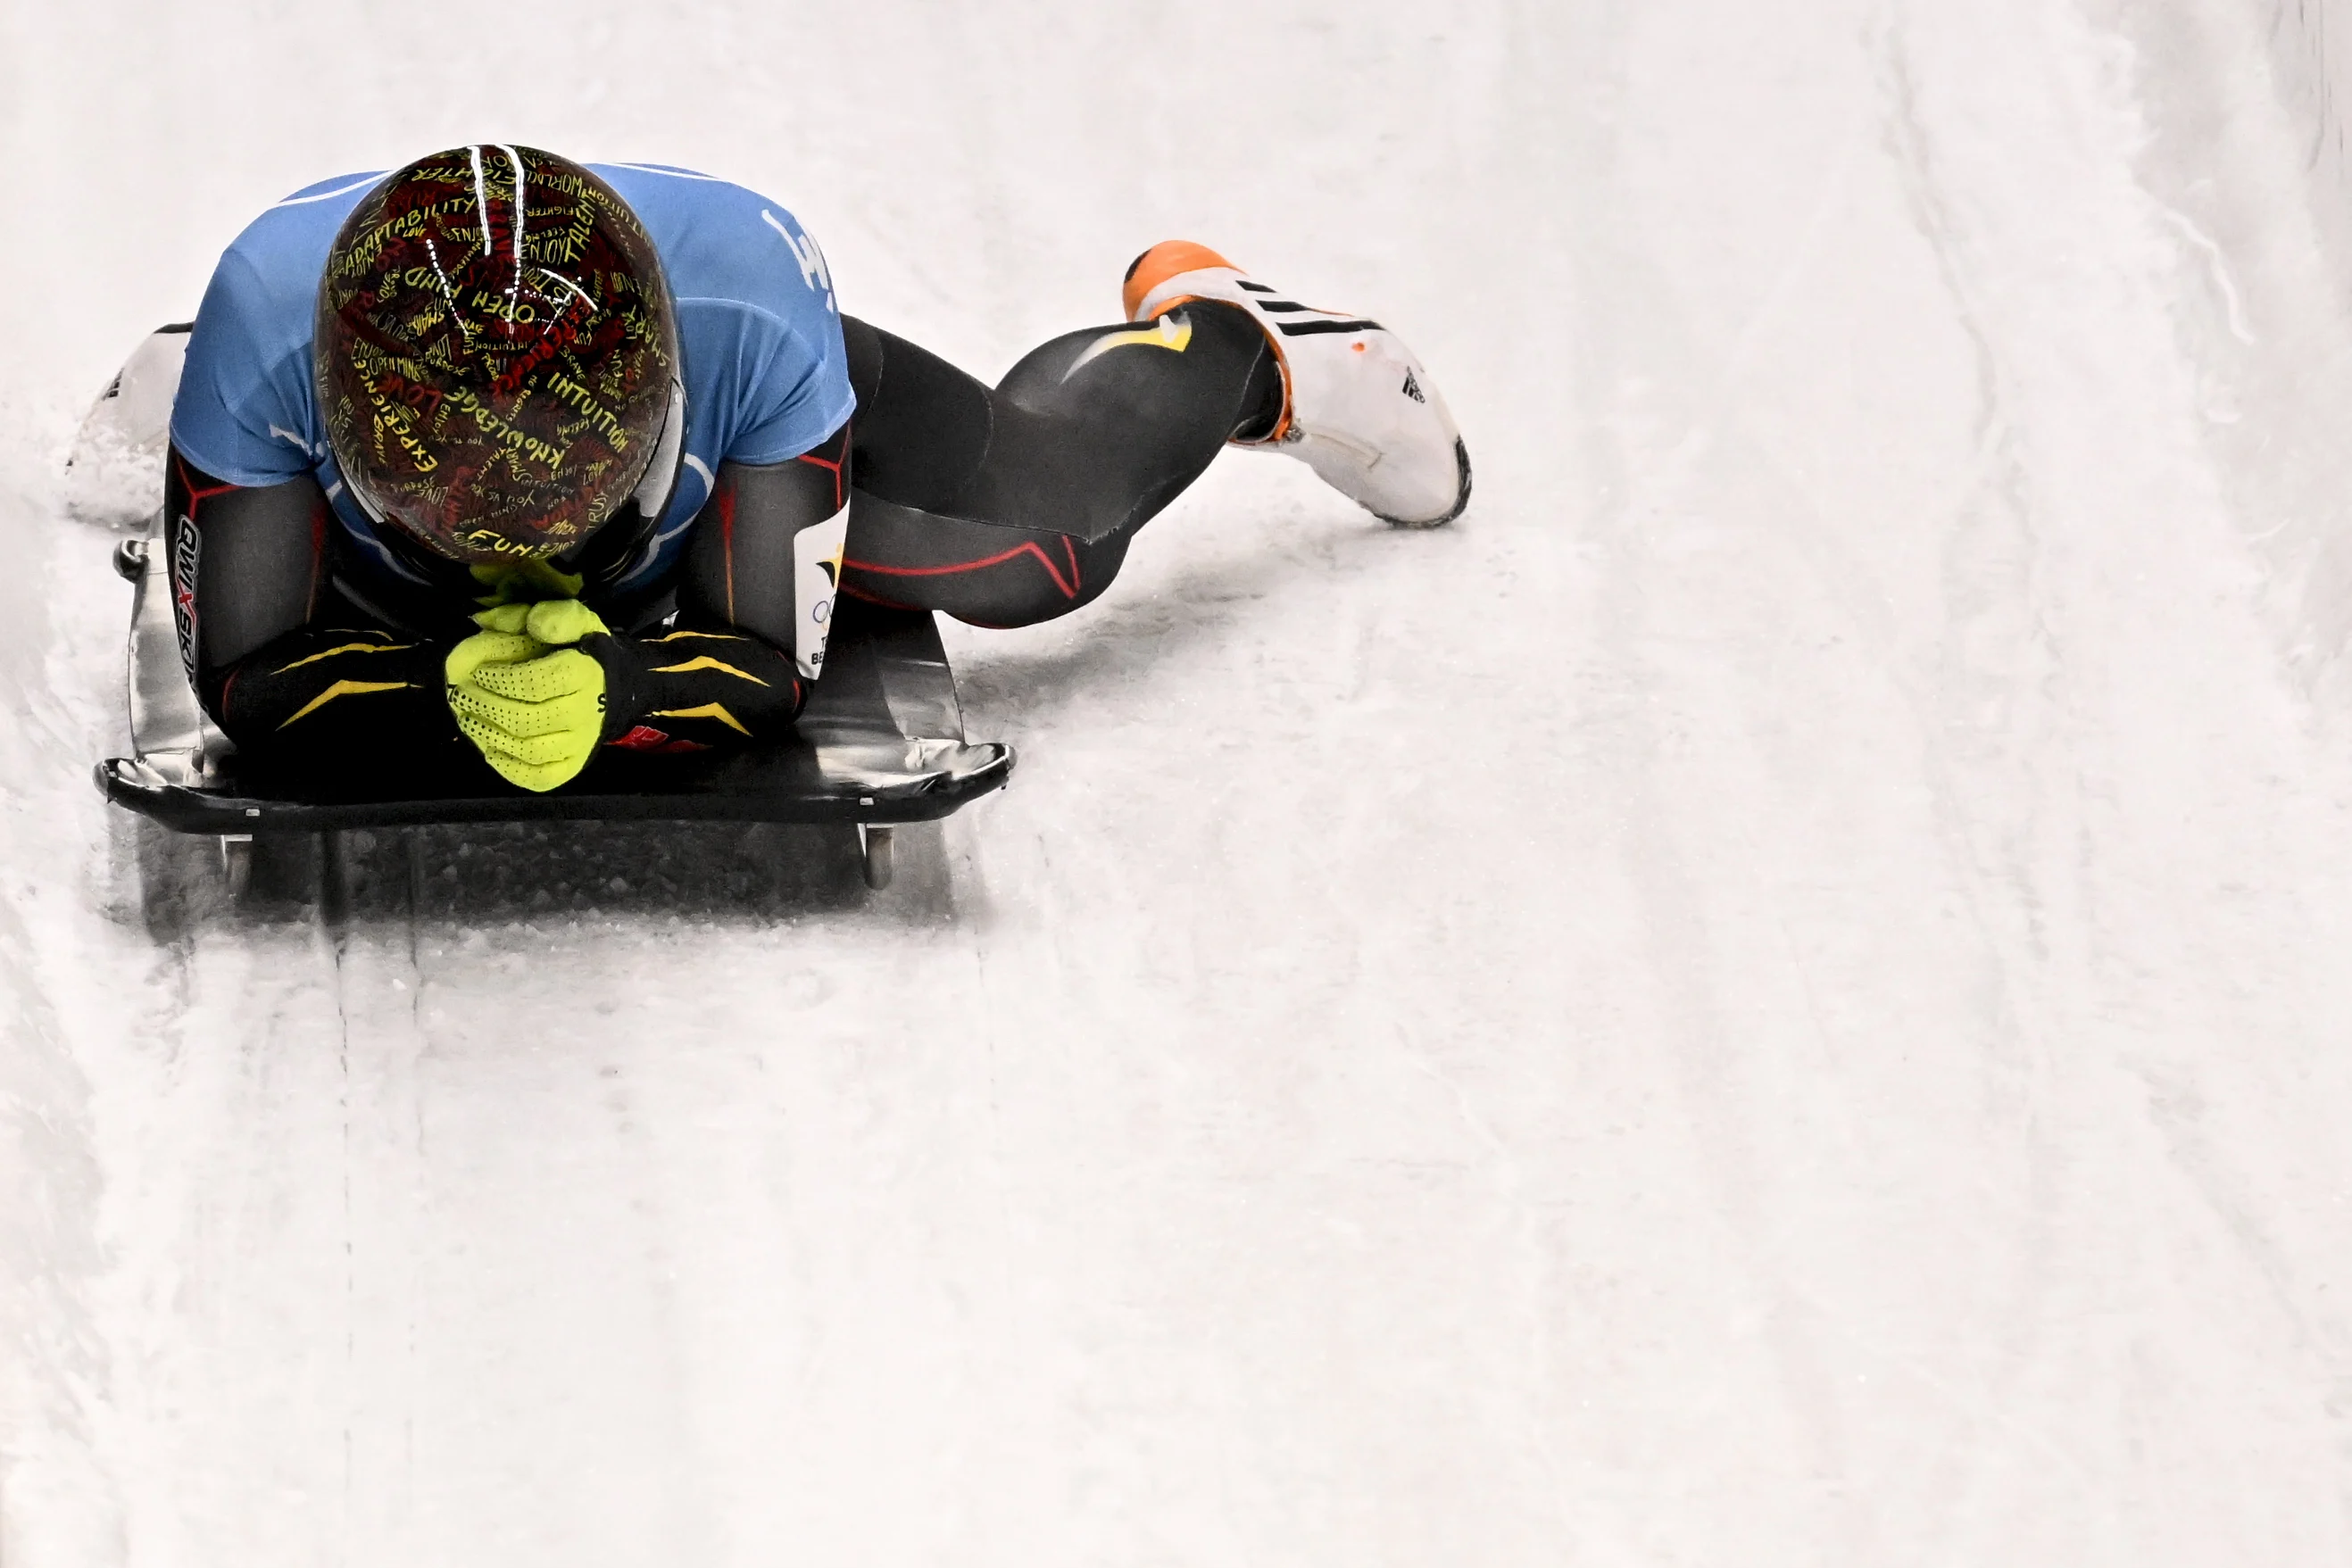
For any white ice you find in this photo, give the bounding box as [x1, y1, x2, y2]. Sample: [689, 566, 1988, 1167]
[6, 0, 2352, 1561]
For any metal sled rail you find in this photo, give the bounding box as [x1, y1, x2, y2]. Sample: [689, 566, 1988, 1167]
[95, 740, 1013, 834]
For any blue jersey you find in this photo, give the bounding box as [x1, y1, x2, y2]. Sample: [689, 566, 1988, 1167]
[170, 162, 853, 597]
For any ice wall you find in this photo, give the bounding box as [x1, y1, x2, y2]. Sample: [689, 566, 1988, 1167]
[2104, 0, 2352, 710]
[2246, 0, 2352, 703]
[2264, 0, 2352, 263]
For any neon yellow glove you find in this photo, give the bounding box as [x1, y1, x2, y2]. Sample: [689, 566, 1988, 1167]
[447, 601, 544, 661]
[518, 598, 607, 646]
[445, 601, 612, 792]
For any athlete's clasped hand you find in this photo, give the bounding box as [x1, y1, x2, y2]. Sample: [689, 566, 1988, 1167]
[445, 600, 614, 792]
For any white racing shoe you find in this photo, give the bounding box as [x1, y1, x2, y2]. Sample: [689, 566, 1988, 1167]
[1121, 241, 1470, 527]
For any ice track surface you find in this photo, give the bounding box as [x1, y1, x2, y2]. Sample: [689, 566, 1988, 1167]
[8, 1, 2352, 1562]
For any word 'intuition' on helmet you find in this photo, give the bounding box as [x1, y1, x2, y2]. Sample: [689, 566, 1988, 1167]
[315, 145, 681, 563]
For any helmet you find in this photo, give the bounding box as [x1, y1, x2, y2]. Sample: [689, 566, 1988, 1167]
[314, 145, 682, 564]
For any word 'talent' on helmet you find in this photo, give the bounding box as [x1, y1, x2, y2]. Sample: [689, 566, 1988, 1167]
[315, 145, 681, 563]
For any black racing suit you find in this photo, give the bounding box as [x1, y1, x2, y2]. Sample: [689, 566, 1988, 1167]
[169, 303, 1281, 784]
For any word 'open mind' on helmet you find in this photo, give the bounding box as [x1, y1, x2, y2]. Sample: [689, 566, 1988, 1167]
[315, 145, 680, 563]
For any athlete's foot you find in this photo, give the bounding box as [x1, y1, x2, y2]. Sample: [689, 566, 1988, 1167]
[1122, 241, 1471, 527]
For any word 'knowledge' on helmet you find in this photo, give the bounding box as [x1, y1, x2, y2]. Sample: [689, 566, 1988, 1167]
[314, 145, 680, 563]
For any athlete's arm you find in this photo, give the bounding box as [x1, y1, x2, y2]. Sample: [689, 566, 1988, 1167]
[589, 421, 854, 752]
[166, 447, 455, 759]
[679, 421, 849, 653]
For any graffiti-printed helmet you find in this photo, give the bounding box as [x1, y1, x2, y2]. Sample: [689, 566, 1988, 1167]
[314, 145, 683, 564]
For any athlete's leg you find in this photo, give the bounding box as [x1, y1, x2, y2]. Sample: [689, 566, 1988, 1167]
[839, 307, 1280, 626]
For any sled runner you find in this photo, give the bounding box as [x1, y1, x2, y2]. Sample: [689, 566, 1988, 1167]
[83, 327, 1012, 893]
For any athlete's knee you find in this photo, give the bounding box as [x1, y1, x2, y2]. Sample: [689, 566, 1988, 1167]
[943, 574, 1101, 628]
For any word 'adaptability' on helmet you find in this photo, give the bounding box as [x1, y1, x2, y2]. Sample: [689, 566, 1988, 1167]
[315, 145, 683, 564]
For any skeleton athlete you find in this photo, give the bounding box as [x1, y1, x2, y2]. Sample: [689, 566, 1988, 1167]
[165, 146, 1469, 791]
